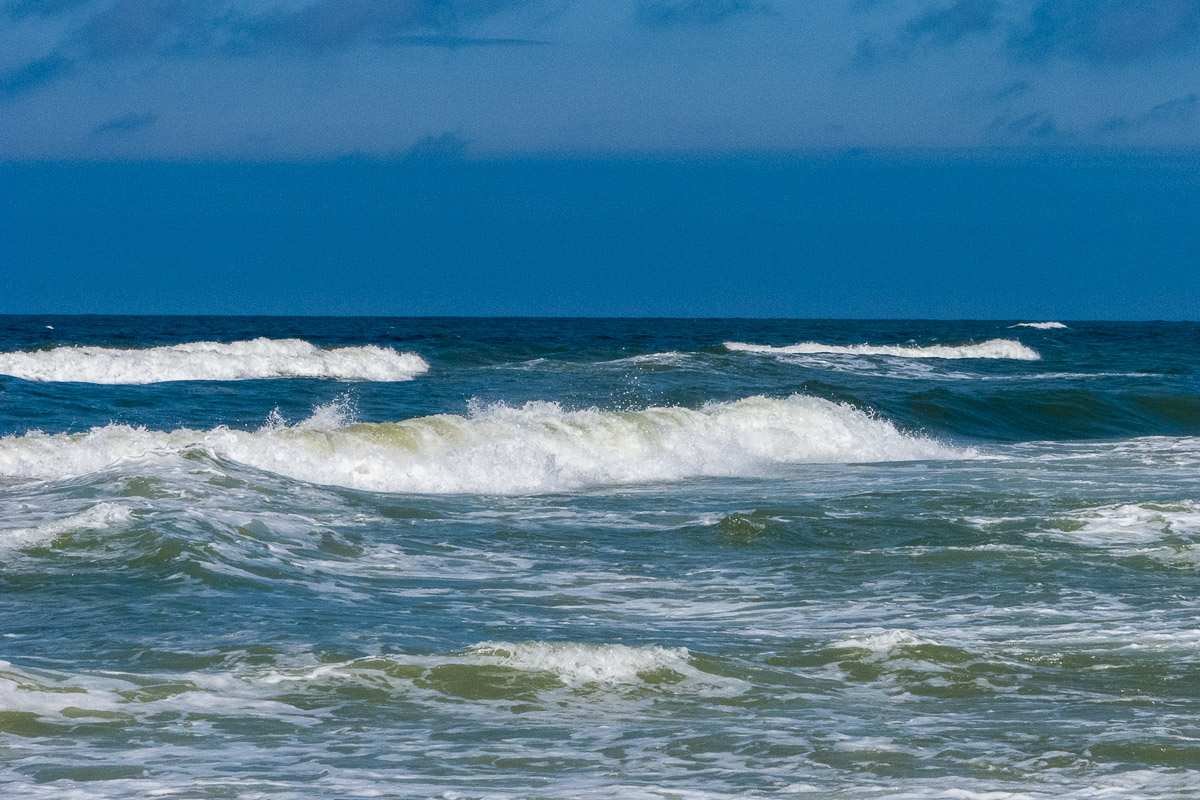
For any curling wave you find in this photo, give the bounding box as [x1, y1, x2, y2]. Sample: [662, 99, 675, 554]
[0, 338, 429, 383]
[0, 395, 965, 494]
[723, 339, 1040, 360]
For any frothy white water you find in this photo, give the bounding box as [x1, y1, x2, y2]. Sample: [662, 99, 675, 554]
[465, 641, 697, 685]
[830, 629, 933, 654]
[0, 503, 133, 551]
[724, 339, 1040, 360]
[0, 396, 965, 494]
[0, 338, 429, 383]
[1011, 322, 1069, 329]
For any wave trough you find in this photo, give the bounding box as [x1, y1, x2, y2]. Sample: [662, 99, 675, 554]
[0, 395, 964, 494]
[723, 339, 1040, 360]
[0, 338, 430, 383]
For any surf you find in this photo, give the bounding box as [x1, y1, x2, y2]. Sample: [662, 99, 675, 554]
[0, 338, 429, 383]
[723, 339, 1040, 360]
[0, 395, 966, 494]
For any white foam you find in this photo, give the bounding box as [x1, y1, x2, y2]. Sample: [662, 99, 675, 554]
[724, 339, 1040, 360]
[0, 395, 966, 494]
[0, 338, 429, 383]
[830, 629, 933, 654]
[0, 502, 133, 550]
[1010, 322, 1069, 329]
[1025, 502, 1200, 553]
[465, 641, 698, 685]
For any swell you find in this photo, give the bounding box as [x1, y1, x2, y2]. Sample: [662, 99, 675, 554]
[887, 387, 1200, 441]
[0, 338, 429, 384]
[723, 338, 1040, 360]
[0, 395, 964, 494]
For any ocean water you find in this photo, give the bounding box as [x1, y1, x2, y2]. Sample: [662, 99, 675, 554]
[1, 316, 1198, 799]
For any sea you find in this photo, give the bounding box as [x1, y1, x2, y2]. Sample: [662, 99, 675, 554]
[0, 316, 1198, 799]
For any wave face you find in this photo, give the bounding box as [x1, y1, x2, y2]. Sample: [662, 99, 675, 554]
[0, 338, 429, 383]
[1011, 322, 1069, 329]
[724, 338, 1040, 360]
[0, 396, 962, 493]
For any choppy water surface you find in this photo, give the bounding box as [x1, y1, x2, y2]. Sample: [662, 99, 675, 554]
[1, 317, 1198, 799]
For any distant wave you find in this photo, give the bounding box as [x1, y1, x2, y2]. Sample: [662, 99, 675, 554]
[723, 339, 1040, 360]
[0, 395, 966, 494]
[1010, 322, 1069, 330]
[0, 338, 429, 384]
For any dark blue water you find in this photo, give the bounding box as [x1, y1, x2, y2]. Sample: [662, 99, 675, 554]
[1, 317, 1198, 799]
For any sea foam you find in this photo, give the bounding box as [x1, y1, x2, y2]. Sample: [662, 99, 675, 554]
[0, 338, 429, 383]
[724, 339, 1040, 360]
[1011, 322, 1069, 329]
[0, 395, 965, 494]
[0, 503, 133, 550]
[464, 641, 698, 685]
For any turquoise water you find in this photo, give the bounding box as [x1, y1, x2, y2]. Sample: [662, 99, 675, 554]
[1, 317, 1198, 798]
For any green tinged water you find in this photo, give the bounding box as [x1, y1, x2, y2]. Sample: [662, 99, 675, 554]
[1, 317, 1198, 798]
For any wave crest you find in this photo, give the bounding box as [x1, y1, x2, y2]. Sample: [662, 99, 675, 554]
[723, 339, 1040, 360]
[1010, 322, 1069, 329]
[464, 641, 697, 685]
[0, 395, 965, 494]
[0, 338, 429, 383]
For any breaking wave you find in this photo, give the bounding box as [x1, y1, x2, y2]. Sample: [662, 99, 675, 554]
[1011, 322, 1069, 329]
[0, 502, 133, 551]
[0, 395, 965, 494]
[0, 338, 429, 383]
[723, 339, 1040, 360]
[462, 641, 703, 685]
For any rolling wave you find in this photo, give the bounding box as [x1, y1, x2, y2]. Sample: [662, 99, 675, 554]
[723, 339, 1040, 360]
[0, 395, 964, 494]
[1011, 322, 1069, 329]
[0, 338, 429, 383]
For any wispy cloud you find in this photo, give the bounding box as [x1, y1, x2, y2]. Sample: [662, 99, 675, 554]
[1, 0, 549, 96]
[635, 0, 768, 27]
[989, 109, 1066, 140]
[91, 111, 157, 136]
[0, 54, 70, 97]
[1011, 0, 1200, 63]
[906, 0, 999, 45]
[1100, 93, 1198, 133]
[855, 0, 1000, 69]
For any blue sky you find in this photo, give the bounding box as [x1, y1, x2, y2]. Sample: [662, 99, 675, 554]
[2, 0, 1199, 157]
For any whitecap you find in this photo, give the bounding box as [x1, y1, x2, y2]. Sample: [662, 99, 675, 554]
[830, 629, 933, 654]
[0, 395, 968, 494]
[0, 338, 429, 383]
[724, 339, 1040, 360]
[463, 641, 700, 685]
[1010, 322, 1069, 329]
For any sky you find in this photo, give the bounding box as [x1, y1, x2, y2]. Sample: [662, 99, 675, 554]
[1, 2, 1199, 318]
[1, 0, 1199, 157]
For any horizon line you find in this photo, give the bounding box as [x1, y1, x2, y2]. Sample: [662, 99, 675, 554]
[1, 314, 1195, 323]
